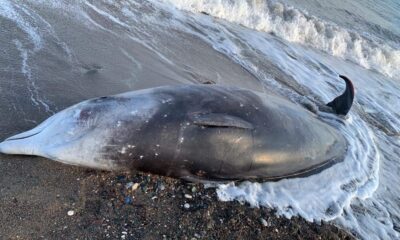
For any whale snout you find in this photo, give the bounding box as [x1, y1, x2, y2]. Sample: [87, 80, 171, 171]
[0, 134, 39, 155]
[0, 112, 62, 155]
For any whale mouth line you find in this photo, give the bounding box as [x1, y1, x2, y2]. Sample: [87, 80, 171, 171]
[5, 130, 43, 141]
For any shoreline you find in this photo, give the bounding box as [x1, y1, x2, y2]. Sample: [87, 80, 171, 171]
[0, 156, 354, 239]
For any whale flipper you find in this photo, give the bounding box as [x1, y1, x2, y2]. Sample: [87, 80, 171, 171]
[326, 75, 355, 116]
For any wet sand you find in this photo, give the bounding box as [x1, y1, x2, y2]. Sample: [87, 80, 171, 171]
[0, 154, 354, 239]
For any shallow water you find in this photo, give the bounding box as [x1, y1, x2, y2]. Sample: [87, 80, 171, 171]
[0, 0, 399, 239]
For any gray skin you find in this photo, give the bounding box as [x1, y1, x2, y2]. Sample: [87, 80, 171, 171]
[0, 85, 347, 181]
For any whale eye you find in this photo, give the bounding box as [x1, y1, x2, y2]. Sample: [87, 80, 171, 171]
[94, 96, 109, 102]
[79, 109, 92, 121]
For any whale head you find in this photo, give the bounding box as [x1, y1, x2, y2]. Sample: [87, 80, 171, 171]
[0, 92, 159, 170]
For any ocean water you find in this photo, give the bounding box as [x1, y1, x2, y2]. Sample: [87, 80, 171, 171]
[0, 0, 399, 239]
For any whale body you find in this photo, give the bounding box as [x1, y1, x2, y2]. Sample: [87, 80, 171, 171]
[0, 85, 347, 181]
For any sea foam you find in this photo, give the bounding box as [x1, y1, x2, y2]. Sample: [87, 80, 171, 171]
[163, 0, 400, 80]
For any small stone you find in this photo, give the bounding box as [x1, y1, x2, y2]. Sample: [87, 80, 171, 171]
[194, 233, 201, 238]
[125, 182, 133, 189]
[207, 222, 213, 229]
[184, 203, 190, 209]
[117, 175, 125, 181]
[122, 231, 128, 235]
[158, 183, 165, 191]
[124, 196, 133, 204]
[184, 194, 193, 199]
[275, 228, 279, 233]
[132, 183, 140, 191]
[67, 210, 75, 216]
[191, 187, 197, 193]
[121, 235, 126, 239]
[260, 218, 269, 227]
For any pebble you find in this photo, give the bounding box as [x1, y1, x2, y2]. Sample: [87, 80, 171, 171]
[184, 203, 190, 209]
[260, 218, 269, 227]
[67, 210, 75, 216]
[184, 194, 193, 199]
[125, 182, 133, 189]
[124, 196, 133, 204]
[132, 183, 140, 191]
[158, 183, 165, 191]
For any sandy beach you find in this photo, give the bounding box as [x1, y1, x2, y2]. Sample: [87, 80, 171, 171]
[0, 155, 354, 239]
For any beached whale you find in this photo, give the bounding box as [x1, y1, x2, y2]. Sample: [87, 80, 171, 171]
[0, 79, 353, 181]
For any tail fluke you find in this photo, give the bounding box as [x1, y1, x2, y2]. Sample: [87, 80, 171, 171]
[326, 75, 355, 116]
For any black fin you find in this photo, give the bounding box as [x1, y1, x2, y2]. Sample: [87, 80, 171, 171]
[326, 75, 355, 115]
[189, 113, 254, 129]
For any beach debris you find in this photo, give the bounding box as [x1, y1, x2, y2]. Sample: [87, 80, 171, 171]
[124, 196, 133, 204]
[184, 194, 193, 199]
[260, 218, 269, 227]
[125, 182, 133, 189]
[67, 210, 75, 216]
[131, 183, 140, 191]
[157, 182, 166, 192]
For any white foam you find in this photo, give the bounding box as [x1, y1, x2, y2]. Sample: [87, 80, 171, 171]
[14, 40, 52, 113]
[0, 0, 43, 50]
[84, 1, 131, 29]
[161, 0, 400, 80]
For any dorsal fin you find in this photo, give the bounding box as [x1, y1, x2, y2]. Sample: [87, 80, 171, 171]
[326, 75, 355, 115]
[189, 113, 254, 129]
